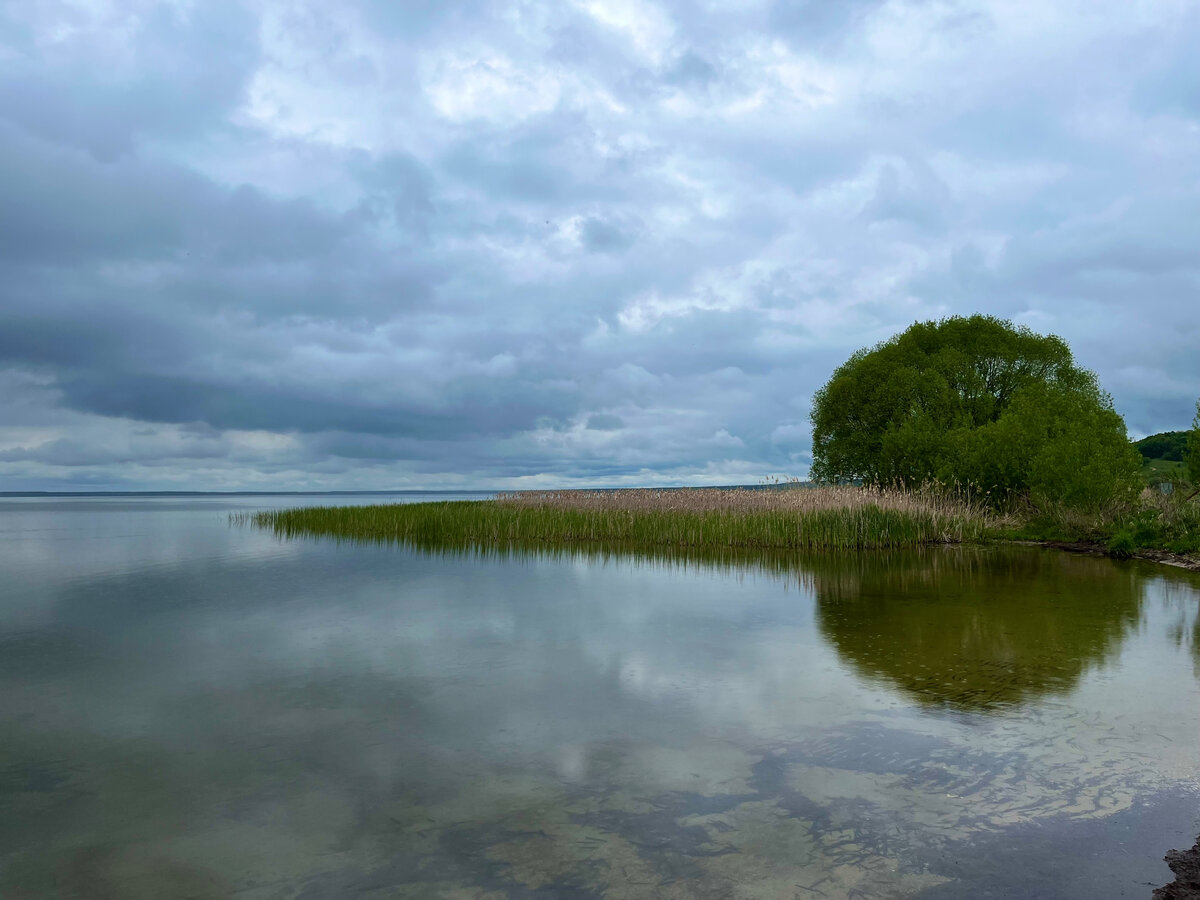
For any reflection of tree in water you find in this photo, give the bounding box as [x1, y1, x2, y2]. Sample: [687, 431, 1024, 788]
[391, 539, 1152, 710]
[1195, 610, 1200, 681]
[1162, 577, 1200, 680]
[810, 548, 1144, 711]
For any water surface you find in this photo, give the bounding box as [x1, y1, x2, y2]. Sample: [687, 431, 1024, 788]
[1, 495, 1197, 899]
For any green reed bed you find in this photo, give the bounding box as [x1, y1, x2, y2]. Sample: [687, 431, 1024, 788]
[235, 485, 990, 552]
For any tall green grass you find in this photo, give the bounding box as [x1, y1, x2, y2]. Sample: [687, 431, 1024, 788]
[235, 486, 990, 552]
[1004, 485, 1200, 557]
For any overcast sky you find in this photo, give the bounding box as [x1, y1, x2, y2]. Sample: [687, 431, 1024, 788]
[2, 0, 1198, 491]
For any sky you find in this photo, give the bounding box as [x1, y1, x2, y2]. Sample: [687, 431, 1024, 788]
[1, 0, 1199, 492]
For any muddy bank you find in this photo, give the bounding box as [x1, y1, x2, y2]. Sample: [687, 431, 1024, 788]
[1153, 837, 1200, 899]
[1007, 539, 1200, 571]
[1129, 547, 1200, 571]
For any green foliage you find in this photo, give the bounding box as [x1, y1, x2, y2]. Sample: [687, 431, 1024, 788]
[955, 381, 1142, 509]
[1188, 399, 1200, 485]
[1133, 430, 1188, 462]
[1005, 492, 1200, 557]
[810, 315, 1142, 509]
[1105, 503, 1200, 554]
[1106, 530, 1135, 559]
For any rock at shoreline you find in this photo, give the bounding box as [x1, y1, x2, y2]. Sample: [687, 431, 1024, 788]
[1153, 837, 1200, 899]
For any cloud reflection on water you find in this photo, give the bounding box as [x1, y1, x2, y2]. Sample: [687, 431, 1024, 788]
[1, 507, 1198, 898]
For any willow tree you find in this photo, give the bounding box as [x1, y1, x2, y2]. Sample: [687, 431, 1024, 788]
[809, 315, 1141, 508]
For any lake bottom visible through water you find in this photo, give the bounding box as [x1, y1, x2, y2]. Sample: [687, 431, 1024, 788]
[0, 495, 1197, 899]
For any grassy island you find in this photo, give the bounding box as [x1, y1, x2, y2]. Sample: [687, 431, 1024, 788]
[237, 485, 992, 552]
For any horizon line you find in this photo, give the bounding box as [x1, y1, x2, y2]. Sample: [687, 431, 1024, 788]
[0, 483, 807, 498]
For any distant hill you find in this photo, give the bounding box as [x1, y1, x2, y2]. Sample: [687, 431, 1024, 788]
[1133, 430, 1189, 462]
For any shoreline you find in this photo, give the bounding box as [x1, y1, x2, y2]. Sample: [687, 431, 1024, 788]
[1006, 539, 1200, 571]
[1153, 837, 1200, 899]
[1012, 539, 1198, 899]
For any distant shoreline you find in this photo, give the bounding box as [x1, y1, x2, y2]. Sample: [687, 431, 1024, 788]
[0, 489, 496, 498]
[0, 484, 808, 498]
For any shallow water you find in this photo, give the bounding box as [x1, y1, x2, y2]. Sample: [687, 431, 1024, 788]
[0, 495, 1197, 899]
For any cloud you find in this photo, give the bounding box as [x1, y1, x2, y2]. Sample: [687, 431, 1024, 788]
[579, 215, 638, 253]
[1, 0, 1198, 490]
[0, 0, 258, 159]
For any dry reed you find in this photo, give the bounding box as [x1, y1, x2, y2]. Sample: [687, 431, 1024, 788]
[495, 484, 975, 516]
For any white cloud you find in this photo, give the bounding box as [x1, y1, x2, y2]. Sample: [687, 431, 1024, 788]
[574, 0, 675, 63]
[423, 49, 562, 123]
[1, 0, 1199, 489]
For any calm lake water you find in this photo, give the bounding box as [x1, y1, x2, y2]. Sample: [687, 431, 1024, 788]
[1, 495, 1198, 899]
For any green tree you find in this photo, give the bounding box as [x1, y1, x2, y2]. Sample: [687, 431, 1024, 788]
[810, 315, 1141, 508]
[1187, 399, 1200, 486]
[1134, 430, 1189, 462]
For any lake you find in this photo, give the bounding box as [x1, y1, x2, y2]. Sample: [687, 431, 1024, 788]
[1, 494, 1197, 899]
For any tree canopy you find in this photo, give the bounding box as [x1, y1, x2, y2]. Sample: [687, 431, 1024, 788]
[1188, 400, 1200, 486]
[809, 315, 1141, 507]
[1134, 431, 1189, 462]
